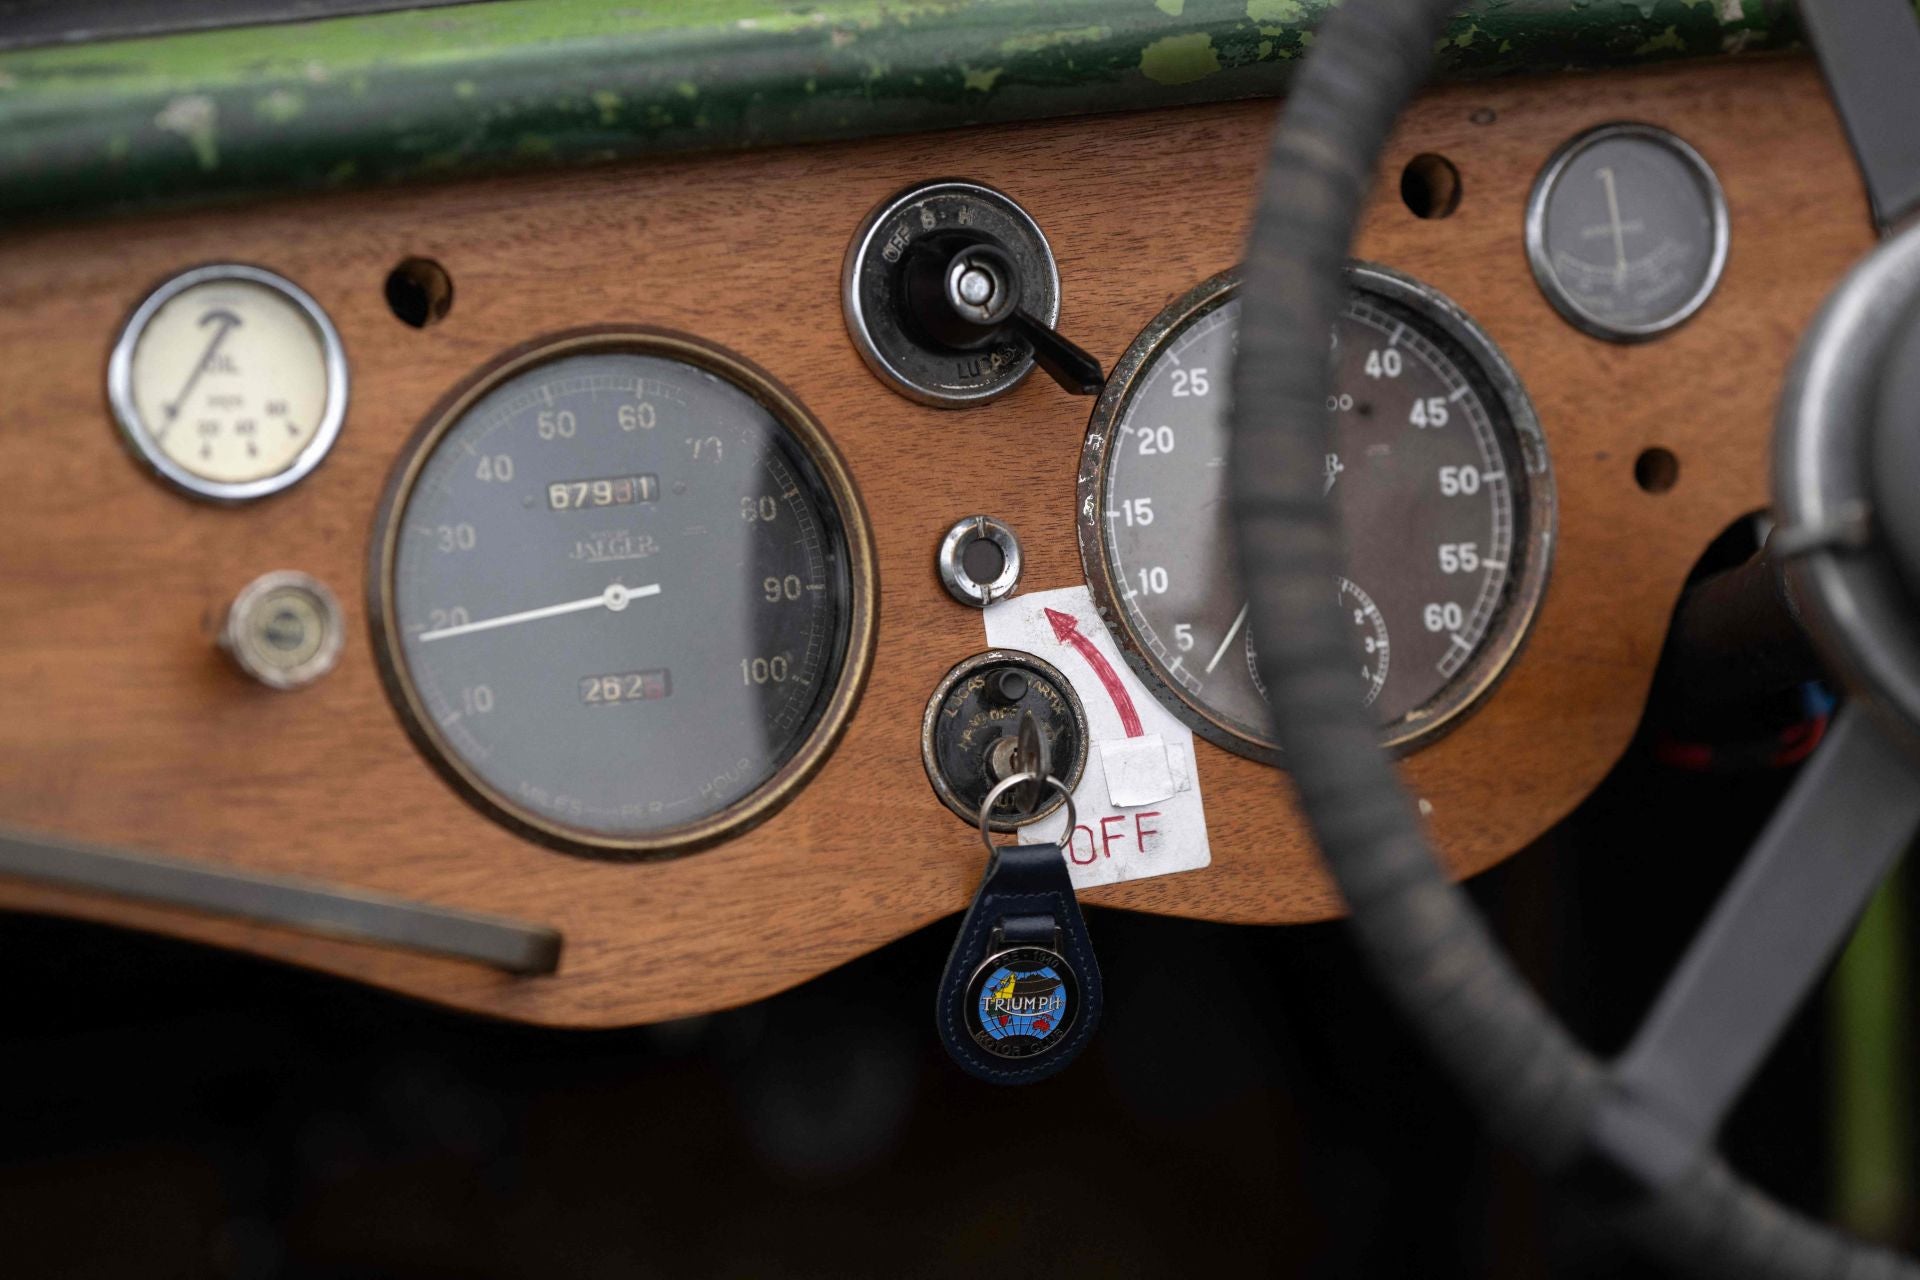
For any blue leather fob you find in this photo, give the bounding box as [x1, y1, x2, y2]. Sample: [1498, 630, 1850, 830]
[935, 842, 1102, 1084]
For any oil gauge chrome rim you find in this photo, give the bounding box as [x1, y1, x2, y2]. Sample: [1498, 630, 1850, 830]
[107, 263, 348, 502]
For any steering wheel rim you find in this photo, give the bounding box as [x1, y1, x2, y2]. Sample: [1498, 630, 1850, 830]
[1226, 0, 1920, 1273]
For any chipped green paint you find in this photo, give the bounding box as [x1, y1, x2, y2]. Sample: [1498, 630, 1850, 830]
[1247, 0, 1308, 23]
[253, 89, 305, 125]
[1141, 32, 1223, 85]
[152, 94, 219, 173]
[1634, 24, 1691, 54]
[1000, 25, 1112, 55]
[0, 0, 1823, 224]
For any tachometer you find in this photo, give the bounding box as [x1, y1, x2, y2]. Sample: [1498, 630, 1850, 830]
[371, 330, 875, 858]
[1077, 264, 1553, 761]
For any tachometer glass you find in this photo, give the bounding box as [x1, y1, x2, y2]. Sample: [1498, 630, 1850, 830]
[1079, 264, 1553, 761]
[372, 331, 874, 857]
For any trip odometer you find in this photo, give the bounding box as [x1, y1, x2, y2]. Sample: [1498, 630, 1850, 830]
[1078, 264, 1553, 761]
[372, 330, 875, 858]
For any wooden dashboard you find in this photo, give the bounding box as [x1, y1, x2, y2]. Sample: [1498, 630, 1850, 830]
[0, 56, 1871, 1027]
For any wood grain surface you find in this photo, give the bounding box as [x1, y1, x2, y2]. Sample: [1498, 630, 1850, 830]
[0, 56, 1873, 1026]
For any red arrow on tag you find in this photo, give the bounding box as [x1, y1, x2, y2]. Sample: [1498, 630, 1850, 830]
[1045, 607, 1145, 738]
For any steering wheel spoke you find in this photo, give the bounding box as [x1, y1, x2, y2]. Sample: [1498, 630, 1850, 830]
[1608, 704, 1918, 1175]
[1800, 0, 1920, 232]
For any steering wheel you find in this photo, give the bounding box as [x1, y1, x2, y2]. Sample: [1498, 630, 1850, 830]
[1228, 0, 1920, 1273]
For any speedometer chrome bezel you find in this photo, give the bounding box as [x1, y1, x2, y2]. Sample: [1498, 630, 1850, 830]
[1076, 263, 1555, 764]
[368, 327, 878, 860]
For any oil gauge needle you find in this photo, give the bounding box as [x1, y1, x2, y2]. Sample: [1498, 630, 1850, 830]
[1205, 601, 1251, 674]
[161, 308, 242, 436]
[417, 582, 660, 643]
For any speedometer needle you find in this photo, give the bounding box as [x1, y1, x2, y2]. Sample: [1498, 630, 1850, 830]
[416, 582, 661, 643]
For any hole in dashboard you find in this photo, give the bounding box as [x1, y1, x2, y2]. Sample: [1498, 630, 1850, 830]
[1400, 153, 1461, 220]
[1635, 446, 1680, 494]
[385, 257, 454, 328]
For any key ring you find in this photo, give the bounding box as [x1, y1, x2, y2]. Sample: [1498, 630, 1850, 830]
[977, 771, 1077, 857]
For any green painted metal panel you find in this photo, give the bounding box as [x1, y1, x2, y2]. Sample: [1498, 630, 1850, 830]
[0, 0, 1805, 223]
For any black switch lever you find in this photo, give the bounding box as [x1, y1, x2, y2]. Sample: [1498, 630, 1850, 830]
[903, 237, 1105, 396]
[1005, 307, 1106, 396]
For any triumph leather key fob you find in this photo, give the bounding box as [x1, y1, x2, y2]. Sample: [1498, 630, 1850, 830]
[936, 775, 1103, 1084]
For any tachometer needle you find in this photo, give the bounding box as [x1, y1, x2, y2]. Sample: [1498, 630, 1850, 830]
[1204, 601, 1251, 674]
[417, 582, 660, 643]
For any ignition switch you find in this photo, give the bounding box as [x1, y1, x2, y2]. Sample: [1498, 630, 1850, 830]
[922, 649, 1089, 831]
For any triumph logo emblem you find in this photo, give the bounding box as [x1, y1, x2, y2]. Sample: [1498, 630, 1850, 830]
[965, 946, 1078, 1059]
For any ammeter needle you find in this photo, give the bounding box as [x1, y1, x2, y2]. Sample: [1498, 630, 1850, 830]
[1597, 166, 1628, 290]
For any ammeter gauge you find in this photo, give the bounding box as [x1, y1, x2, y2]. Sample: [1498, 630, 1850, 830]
[108, 264, 347, 501]
[1078, 264, 1554, 762]
[1525, 123, 1729, 342]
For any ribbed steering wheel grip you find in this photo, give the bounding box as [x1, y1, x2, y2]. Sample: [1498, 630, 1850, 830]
[1225, 0, 1914, 1274]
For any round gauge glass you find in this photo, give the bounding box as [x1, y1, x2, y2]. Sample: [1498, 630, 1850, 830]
[1078, 264, 1554, 762]
[371, 330, 876, 858]
[108, 264, 347, 500]
[1525, 122, 1729, 342]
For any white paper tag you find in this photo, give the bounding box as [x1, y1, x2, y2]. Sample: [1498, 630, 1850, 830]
[1100, 734, 1178, 807]
[982, 585, 1212, 890]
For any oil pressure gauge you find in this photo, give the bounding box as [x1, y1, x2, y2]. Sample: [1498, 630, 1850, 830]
[1526, 123, 1729, 342]
[108, 264, 348, 501]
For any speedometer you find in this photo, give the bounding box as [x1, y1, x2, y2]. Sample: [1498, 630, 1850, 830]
[1077, 264, 1553, 761]
[371, 329, 876, 858]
